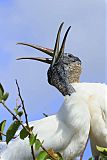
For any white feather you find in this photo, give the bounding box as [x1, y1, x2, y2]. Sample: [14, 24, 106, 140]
[0, 82, 106, 159]
[72, 83, 107, 157]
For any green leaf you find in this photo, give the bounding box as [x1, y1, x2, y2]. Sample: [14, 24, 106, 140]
[14, 108, 19, 115]
[29, 134, 36, 146]
[0, 83, 4, 95]
[36, 151, 48, 160]
[0, 83, 4, 102]
[56, 152, 64, 160]
[29, 126, 34, 132]
[0, 120, 6, 141]
[96, 146, 107, 155]
[88, 157, 93, 160]
[20, 126, 29, 140]
[6, 121, 20, 144]
[59, 156, 64, 160]
[35, 139, 42, 150]
[2, 92, 9, 101]
[99, 154, 107, 160]
[0, 120, 6, 133]
[17, 111, 23, 117]
[14, 108, 23, 117]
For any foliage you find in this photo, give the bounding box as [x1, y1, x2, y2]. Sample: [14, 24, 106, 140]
[6, 121, 20, 144]
[0, 83, 9, 102]
[96, 146, 107, 160]
[0, 120, 6, 141]
[88, 146, 107, 160]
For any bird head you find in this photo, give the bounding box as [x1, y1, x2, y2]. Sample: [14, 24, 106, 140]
[17, 23, 82, 96]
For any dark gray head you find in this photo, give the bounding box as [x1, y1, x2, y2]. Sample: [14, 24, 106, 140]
[17, 23, 82, 96]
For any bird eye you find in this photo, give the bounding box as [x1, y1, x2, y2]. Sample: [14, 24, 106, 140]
[67, 54, 77, 62]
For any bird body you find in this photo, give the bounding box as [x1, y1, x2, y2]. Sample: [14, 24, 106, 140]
[0, 82, 106, 160]
[0, 82, 91, 160]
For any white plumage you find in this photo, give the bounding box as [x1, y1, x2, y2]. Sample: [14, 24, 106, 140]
[0, 83, 91, 160]
[74, 83, 107, 157]
[0, 83, 107, 160]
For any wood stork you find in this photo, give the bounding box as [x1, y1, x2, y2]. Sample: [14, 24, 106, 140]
[0, 23, 106, 160]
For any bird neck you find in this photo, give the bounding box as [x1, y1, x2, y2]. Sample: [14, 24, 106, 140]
[67, 63, 81, 84]
[55, 68, 81, 96]
[47, 55, 81, 96]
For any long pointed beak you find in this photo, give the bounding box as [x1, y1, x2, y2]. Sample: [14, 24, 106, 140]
[56, 26, 71, 63]
[51, 23, 71, 66]
[17, 43, 54, 57]
[51, 22, 64, 66]
[16, 22, 71, 66]
[16, 57, 52, 64]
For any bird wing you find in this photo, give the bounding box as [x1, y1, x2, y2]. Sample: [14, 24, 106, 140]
[58, 94, 91, 159]
[89, 84, 107, 157]
[30, 115, 72, 150]
[90, 103, 107, 156]
[1, 115, 72, 160]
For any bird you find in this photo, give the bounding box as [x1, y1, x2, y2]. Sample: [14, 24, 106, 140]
[0, 22, 106, 160]
[16, 23, 107, 159]
[0, 23, 91, 160]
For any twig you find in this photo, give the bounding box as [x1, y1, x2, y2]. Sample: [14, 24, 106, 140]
[0, 131, 6, 137]
[15, 80, 35, 160]
[43, 113, 48, 117]
[0, 131, 18, 139]
[1, 102, 29, 133]
[15, 80, 28, 125]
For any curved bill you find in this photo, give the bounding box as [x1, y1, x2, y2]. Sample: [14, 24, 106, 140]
[16, 57, 52, 64]
[17, 42, 54, 57]
[51, 22, 64, 66]
[55, 26, 71, 64]
[16, 23, 71, 66]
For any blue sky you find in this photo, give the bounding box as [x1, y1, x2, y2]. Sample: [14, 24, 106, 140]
[0, 0, 106, 159]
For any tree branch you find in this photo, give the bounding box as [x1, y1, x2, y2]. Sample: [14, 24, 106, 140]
[15, 80, 57, 160]
[15, 80, 35, 160]
[15, 80, 29, 125]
